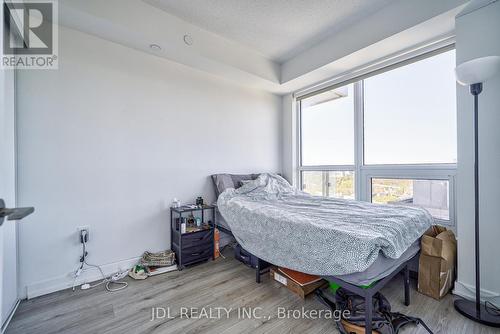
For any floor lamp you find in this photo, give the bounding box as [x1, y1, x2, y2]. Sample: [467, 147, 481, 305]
[454, 55, 500, 327]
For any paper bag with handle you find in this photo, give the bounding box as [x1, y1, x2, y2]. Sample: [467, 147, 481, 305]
[418, 225, 457, 299]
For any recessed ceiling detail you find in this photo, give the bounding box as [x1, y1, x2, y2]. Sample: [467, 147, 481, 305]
[59, 0, 467, 94]
[144, 0, 396, 63]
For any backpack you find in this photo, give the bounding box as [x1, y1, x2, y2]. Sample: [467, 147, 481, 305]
[315, 287, 433, 334]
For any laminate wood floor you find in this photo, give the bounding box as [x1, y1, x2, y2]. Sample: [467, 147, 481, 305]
[7, 249, 500, 334]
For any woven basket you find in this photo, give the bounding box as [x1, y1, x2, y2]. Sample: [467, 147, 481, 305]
[140, 250, 176, 267]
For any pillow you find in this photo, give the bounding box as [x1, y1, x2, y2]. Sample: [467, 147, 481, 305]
[211, 174, 234, 197]
[238, 179, 254, 187]
[211, 173, 260, 197]
[230, 174, 259, 189]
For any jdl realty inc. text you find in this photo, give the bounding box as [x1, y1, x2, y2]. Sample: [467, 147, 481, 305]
[151, 307, 349, 321]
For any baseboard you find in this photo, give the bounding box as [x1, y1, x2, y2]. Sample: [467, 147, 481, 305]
[1, 299, 20, 334]
[453, 280, 500, 305]
[25, 256, 140, 299]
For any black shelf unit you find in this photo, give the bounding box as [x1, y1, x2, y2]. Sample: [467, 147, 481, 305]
[170, 205, 216, 270]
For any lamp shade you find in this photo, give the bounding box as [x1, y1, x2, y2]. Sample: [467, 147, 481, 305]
[455, 56, 500, 86]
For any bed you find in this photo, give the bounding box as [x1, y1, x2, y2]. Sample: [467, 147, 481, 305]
[211, 173, 263, 234]
[213, 173, 432, 334]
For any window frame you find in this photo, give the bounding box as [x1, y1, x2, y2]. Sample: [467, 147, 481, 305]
[296, 46, 457, 226]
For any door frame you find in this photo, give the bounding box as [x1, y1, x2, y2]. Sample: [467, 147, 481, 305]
[0, 7, 21, 327]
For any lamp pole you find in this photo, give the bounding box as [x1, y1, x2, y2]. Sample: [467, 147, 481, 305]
[453, 55, 500, 327]
[470, 82, 482, 317]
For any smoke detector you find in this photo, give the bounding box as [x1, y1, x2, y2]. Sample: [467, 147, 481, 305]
[183, 34, 193, 46]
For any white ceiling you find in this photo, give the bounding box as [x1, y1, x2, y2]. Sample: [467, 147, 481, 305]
[144, 0, 396, 63]
[59, 0, 467, 94]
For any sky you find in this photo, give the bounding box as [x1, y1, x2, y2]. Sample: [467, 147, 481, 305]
[301, 49, 457, 166]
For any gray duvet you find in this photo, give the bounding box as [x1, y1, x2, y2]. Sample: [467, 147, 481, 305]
[217, 173, 432, 276]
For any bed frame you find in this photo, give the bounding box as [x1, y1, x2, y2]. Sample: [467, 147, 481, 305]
[216, 219, 413, 334]
[324, 259, 413, 334]
[216, 224, 272, 283]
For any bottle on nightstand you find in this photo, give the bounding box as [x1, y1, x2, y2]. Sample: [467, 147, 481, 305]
[180, 218, 186, 234]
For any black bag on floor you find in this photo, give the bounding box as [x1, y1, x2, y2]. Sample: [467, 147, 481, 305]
[315, 287, 433, 334]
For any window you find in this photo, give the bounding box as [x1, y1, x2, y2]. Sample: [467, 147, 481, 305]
[300, 83, 356, 200]
[364, 51, 457, 165]
[298, 48, 457, 224]
[301, 84, 354, 166]
[302, 171, 355, 199]
[371, 178, 450, 220]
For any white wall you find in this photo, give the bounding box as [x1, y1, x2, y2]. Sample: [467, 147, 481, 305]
[16, 26, 281, 298]
[454, 0, 500, 304]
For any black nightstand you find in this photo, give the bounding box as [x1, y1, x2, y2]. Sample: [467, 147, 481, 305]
[170, 205, 216, 270]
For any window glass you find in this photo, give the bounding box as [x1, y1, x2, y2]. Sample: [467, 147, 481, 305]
[328, 171, 355, 199]
[371, 178, 450, 220]
[301, 171, 324, 196]
[301, 84, 354, 166]
[302, 171, 355, 199]
[364, 50, 457, 165]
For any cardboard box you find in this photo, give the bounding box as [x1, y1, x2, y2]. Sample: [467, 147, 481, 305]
[340, 320, 378, 334]
[214, 228, 220, 259]
[418, 225, 457, 299]
[270, 267, 327, 299]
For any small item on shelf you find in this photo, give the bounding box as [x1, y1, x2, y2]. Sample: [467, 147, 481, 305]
[186, 226, 203, 233]
[196, 196, 204, 207]
[171, 198, 181, 208]
[196, 217, 202, 227]
[180, 219, 186, 234]
[185, 215, 194, 228]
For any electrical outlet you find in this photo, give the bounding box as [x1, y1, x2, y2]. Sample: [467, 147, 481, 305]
[77, 226, 90, 243]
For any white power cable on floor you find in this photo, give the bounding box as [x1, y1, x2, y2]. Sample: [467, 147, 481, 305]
[72, 230, 128, 292]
